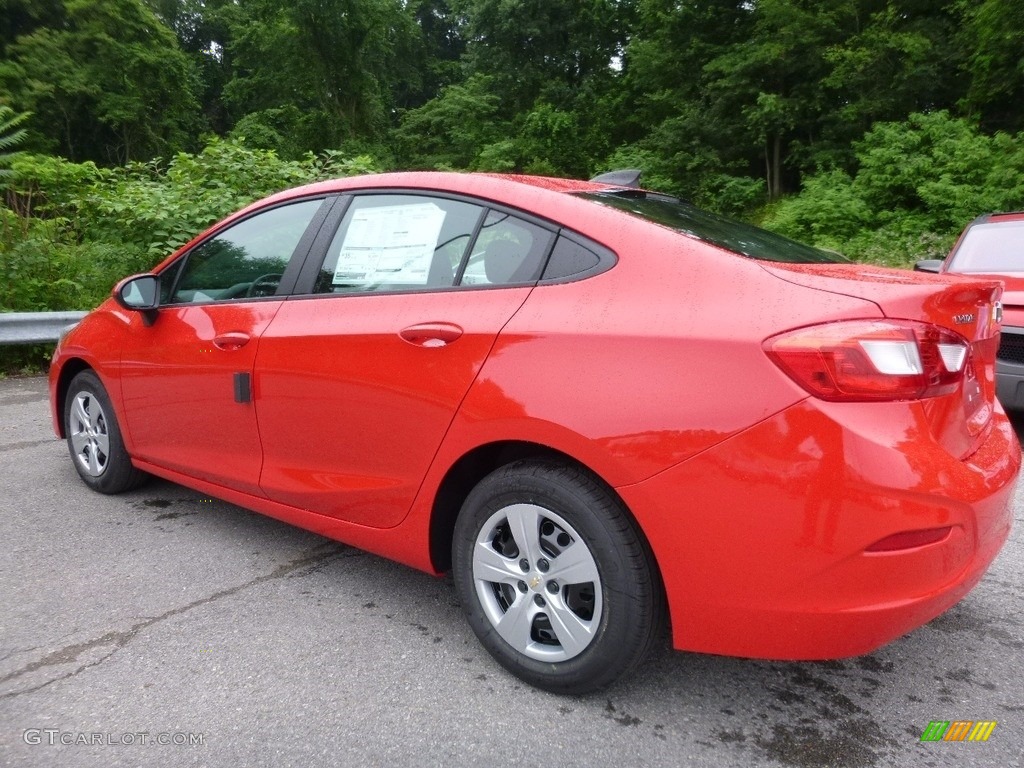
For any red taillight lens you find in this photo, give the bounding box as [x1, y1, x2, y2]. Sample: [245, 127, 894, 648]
[764, 320, 970, 402]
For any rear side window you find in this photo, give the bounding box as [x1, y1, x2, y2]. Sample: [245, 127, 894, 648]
[542, 237, 602, 280]
[457, 211, 554, 286]
[583, 192, 844, 264]
[315, 195, 484, 293]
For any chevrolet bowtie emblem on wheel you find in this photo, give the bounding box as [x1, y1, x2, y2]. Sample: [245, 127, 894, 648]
[529, 575, 543, 590]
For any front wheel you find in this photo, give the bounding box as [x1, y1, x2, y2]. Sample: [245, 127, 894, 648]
[452, 460, 663, 694]
[64, 370, 147, 494]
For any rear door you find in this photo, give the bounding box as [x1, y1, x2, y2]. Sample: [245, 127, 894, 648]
[119, 198, 331, 494]
[254, 193, 555, 527]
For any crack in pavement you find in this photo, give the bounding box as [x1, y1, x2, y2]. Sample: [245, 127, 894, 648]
[0, 646, 41, 664]
[0, 545, 357, 701]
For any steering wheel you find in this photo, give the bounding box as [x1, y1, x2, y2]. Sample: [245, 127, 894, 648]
[245, 273, 283, 298]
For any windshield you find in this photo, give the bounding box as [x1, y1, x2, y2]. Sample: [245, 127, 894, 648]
[949, 220, 1024, 273]
[582, 192, 845, 264]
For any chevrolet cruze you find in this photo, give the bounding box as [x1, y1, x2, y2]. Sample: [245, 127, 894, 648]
[50, 171, 1020, 693]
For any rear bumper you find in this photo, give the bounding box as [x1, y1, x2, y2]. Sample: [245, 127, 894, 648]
[618, 400, 1019, 660]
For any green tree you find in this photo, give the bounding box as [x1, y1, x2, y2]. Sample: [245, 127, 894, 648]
[392, 74, 503, 169]
[960, 0, 1024, 132]
[395, 0, 633, 175]
[145, 0, 238, 135]
[405, 0, 467, 107]
[609, 0, 759, 207]
[222, 0, 420, 154]
[817, 1, 965, 168]
[699, 0, 863, 198]
[454, 0, 631, 113]
[0, 0, 201, 163]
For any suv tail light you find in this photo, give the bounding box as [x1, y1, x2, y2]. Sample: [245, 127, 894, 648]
[764, 320, 970, 402]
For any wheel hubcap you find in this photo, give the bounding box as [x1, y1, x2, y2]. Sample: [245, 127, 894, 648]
[69, 391, 110, 477]
[472, 504, 602, 662]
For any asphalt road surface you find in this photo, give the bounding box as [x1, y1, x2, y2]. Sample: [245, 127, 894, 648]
[1, 374, 1021, 768]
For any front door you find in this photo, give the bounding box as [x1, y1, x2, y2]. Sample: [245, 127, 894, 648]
[119, 198, 328, 493]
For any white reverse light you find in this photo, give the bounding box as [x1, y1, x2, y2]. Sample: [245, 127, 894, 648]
[859, 340, 923, 375]
[937, 343, 968, 372]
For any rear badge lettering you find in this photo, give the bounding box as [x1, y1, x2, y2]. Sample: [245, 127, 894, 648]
[954, 314, 975, 325]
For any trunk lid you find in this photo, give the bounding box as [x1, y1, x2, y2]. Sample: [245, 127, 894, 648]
[963, 272, 1024, 326]
[760, 262, 1004, 458]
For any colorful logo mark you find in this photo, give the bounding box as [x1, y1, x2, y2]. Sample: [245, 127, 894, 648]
[920, 721, 997, 742]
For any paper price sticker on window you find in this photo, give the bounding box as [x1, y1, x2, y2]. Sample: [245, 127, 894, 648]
[333, 203, 447, 286]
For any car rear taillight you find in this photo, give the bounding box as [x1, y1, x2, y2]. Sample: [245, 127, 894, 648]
[764, 320, 971, 402]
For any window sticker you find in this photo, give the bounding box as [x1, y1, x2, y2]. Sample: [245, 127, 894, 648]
[332, 203, 447, 286]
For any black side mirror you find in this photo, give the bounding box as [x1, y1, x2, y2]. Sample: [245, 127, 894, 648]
[113, 274, 160, 325]
[913, 259, 944, 273]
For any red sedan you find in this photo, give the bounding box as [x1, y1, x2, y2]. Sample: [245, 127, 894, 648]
[49, 172, 1019, 693]
[917, 211, 1024, 409]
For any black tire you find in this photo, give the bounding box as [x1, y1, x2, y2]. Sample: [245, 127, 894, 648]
[64, 370, 148, 494]
[452, 459, 663, 694]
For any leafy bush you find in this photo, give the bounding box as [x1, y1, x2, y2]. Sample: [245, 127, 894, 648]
[1, 190, 151, 311]
[761, 111, 1024, 265]
[1, 138, 378, 315]
[75, 138, 378, 257]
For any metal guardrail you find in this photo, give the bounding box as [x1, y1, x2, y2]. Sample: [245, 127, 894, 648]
[0, 311, 88, 345]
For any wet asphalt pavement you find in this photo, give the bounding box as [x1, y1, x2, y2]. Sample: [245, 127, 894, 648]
[0, 374, 1021, 767]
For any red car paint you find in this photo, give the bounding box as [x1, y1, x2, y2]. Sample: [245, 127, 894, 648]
[50, 172, 1019, 661]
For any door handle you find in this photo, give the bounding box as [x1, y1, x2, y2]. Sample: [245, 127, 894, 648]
[212, 332, 251, 351]
[398, 322, 463, 348]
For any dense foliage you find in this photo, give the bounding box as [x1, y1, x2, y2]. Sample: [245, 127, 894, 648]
[3, 0, 1024, 351]
[1, 138, 376, 311]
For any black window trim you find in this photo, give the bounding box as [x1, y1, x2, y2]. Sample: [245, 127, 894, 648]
[452, 206, 491, 287]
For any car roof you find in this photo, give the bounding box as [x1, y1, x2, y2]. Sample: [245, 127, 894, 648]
[258, 171, 619, 209]
[210, 171, 639, 243]
[972, 211, 1024, 225]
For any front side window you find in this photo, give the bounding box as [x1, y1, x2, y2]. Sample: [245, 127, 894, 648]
[315, 195, 484, 294]
[168, 199, 323, 304]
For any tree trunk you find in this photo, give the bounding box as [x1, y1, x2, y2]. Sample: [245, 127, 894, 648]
[770, 134, 782, 199]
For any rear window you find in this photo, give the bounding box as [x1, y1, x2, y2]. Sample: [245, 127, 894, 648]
[949, 220, 1024, 273]
[582, 192, 844, 264]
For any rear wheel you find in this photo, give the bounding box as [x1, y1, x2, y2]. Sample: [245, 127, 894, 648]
[64, 370, 147, 494]
[452, 459, 662, 694]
